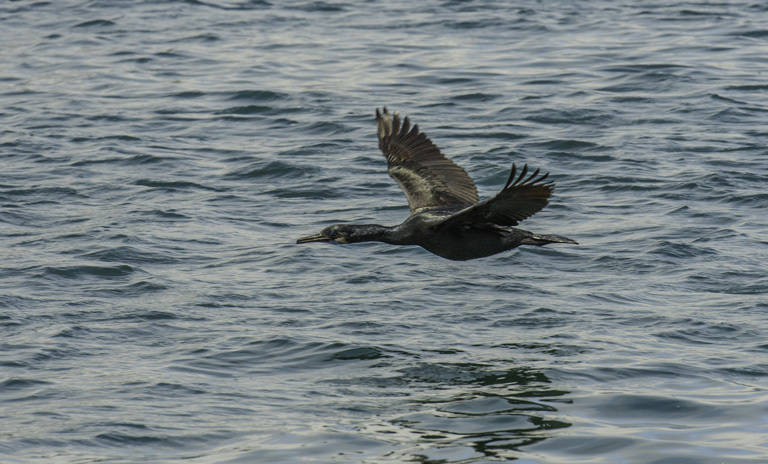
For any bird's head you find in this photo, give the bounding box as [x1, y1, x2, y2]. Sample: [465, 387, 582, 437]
[296, 224, 359, 244]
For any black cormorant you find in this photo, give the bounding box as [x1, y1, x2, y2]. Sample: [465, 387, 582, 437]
[297, 108, 577, 261]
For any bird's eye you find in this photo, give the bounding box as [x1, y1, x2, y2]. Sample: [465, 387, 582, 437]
[328, 230, 336, 238]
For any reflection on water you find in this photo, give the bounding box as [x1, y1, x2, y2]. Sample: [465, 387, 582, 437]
[364, 365, 571, 462]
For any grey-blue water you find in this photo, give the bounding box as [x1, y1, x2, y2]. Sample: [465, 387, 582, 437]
[2, 1, 767, 462]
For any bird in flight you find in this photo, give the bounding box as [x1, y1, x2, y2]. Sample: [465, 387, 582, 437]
[297, 108, 577, 260]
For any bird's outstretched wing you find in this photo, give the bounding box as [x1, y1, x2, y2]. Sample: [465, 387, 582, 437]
[377, 107, 479, 212]
[435, 163, 553, 229]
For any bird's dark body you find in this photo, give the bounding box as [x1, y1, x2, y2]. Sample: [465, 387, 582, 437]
[420, 223, 532, 261]
[346, 209, 572, 261]
[297, 108, 577, 260]
[422, 222, 536, 261]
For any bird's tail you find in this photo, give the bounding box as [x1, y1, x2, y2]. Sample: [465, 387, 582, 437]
[523, 234, 578, 246]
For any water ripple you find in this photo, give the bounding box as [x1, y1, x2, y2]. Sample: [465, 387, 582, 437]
[1, 0, 767, 463]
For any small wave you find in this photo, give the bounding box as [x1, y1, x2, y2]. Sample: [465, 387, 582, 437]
[172, 338, 389, 377]
[599, 63, 690, 74]
[440, 396, 557, 415]
[647, 240, 718, 259]
[529, 139, 603, 151]
[43, 265, 135, 279]
[735, 29, 768, 38]
[523, 108, 613, 125]
[654, 316, 755, 341]
[93, 280, 168, 297]
[329, 346, 384, 361]
[169, 91, 205, 99]
[170, 33, 221, 43]
[468, 131, 526, 141]
[2, 186, 81, 198]
[72, 19, 115, 28]
[225, 90, 288, 102]
[725, 84, 768, 91]
[266, 185, 339, 199]
[303, 121, 352, 135]
[81, 246, 168, 264]
[0, 378, 52, 391]
[218, 105, 273, 115]
[226, 160, 320, 180]
[295, 2, 347, 12]
[71, 154, 166, 167]
[149, 382, 208, 396]
[134, 179, 221, 191]
[723, 192, 768, 206]
[449, 93, 502, 103]
[94, 432, 181, 447]
[132, 209, 191, 220]
[111, 310, 178, 321]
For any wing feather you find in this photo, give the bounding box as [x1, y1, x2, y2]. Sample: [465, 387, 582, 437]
[435, 163, 554, 229]
[376, 107, 479, 212]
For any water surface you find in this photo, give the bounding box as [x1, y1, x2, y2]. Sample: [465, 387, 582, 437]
[2, 1, 767, 463]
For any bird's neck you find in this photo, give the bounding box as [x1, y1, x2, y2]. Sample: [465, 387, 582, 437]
[348, 224, 414, 245]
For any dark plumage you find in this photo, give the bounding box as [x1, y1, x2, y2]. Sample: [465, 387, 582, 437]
[297, 108, 577, 260]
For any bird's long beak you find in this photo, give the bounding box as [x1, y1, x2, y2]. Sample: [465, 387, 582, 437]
[297, 232, 331, 244]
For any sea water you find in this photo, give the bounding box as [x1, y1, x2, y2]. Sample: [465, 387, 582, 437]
[1, 1, 767, 462]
